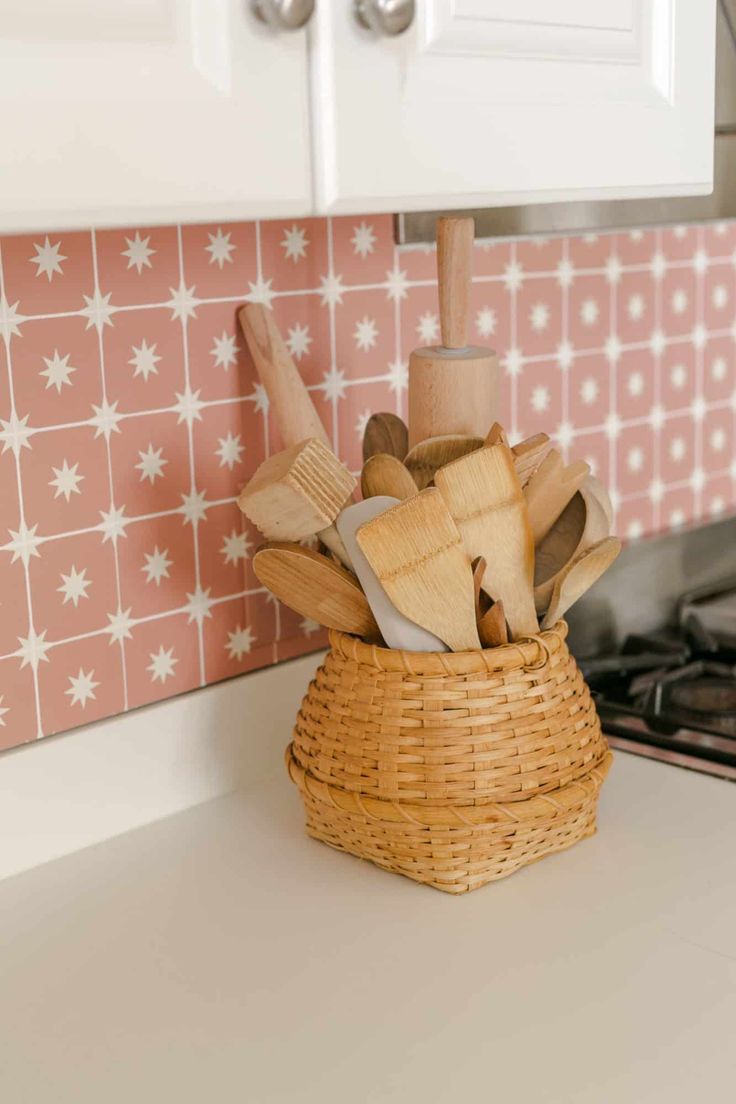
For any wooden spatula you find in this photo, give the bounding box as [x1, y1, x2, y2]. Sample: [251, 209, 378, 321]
[404, 434, 484, 491]
[512, 432, 552, 488]
[238, 437, 355, 544]
[407, 217, 499, 446]
[541, 537, 622, 629]
[362, 412, 408, 463]
[524, 450, 590, 545]
[336, 498, 446, 652]
[361, 454, 417, 501]
[478, 601, 508, 648]
[239, 303, 329, 449]
[434, 442, 539, 640]
[356, 488, 481, 652]
[253, 542, 380, 641]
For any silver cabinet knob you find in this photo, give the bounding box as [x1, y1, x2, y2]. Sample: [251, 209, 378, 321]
[251, 0, 314, 31]
[354, 0, 415, 36]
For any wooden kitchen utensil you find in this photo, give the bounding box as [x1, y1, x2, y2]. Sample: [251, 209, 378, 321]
[362, 412, 409, 463]
[336, 498, 446, 652]
[471, 556, 487, 625]
[253, 542, 380, 641]
[361, 453, 417, 501]
[404, 433, 484, 491]
[238, 304, 329, 449]
[541, 537, 622, 629]
[585, 472, 614, 529]
[534, 478, 611, 612]
[478, 601, 509, 648]
[407, 217, 499, 447]
[512, 432, 552, 488]
[238, 437, 356, 543]
[484, 422, 509, 448]
[524, 450, 590, 545]
[434, 442, 539, 640]
[356, 488, 481, 652]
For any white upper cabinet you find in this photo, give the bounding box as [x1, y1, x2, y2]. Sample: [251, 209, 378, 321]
[0, 0, 312, 231]
[310, 0, 716, 213]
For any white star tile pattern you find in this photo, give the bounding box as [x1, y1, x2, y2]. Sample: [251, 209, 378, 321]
[0, 216, 735, 751]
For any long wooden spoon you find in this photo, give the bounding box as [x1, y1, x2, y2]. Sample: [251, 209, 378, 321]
[253, 542, 380, 641]
[361, 454, 417, 501]
[541, 537, 622, 630]
[362, 412, 409, 463]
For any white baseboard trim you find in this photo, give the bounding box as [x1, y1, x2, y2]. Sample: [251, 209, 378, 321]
[0, 652, 324, 882]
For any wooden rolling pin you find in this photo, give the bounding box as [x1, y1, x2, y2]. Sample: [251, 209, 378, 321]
[407, 217, 499, 447]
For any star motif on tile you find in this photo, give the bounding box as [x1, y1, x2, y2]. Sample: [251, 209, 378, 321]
[555, 421, 574, 450]
[184, 585, 214, 626]
[226, 624, 255, 661]
[221, 529, 251, 565]
[135, 443, 168, 484]
[556, 341, 574, 371]
[210, 330, 239, 370]
[530, 385, 550, 412]
[0, 696, 8, 726]
[280, 224, 309, 263]
[286, 321, 312, 361]
[710, 496, 725, 517]
[627, 294, 646, 321]
[121, 231, 155, 274]
[604, 412, 622, 439]
[692, 249, 709, 276]
[179, 489, 208, 525]
[300, 617, 321, 637]
[711, 357, 727, 382]
[648, 478, 664, 503]
[650, 252, 667, 280]
[247, 383, 269, 414]
[0, 412, 34, 457]
[65, 667, 99, 708]
[30, 236, 67, 281]
[604, 334, 622, 364]
[0, 295, 24, 341]
[579, 378, 599, 405]
[627, 447, 644, 473]
[105, 607, 135, 644]
[502, 348, 524, 378]
[3, 522, 42, 567]
[81, 289, 116, 332]
[318, 273, 344, 307]
[503, 260, 524, 292]
[98, 505, 128, 544]
[355, 409, 372, 438]
[129, 338, 161, 381]
[475, 307, 496, 338]
[354, 316, 378, 351]
[648, 404, 665, 430]
[148, 645, 178, 684]
[671, 288, 688, 315]
[16, 628, 52, 671]
[246, 276, 276, 307]
[529, 302, 550, 332]
[416, 311, 439, 344]
[711, 284, 728, 310]
[384, 263, 409, 302]
[205, 228, 236, 268]
[555, 258, 575, 288]
[57, 565, 92, 607]
[142, 545, 173, 586]
[691, 324, 707, 350]
[89, 399, 123, 441]
[387, 359, 408, 394]
[579, 298, 599, 326]
[40, 349, 76, 393]
[351, 221, 376, 258]
[670, 363, 687, 390]
[215, 431, 245, 470]
[627, 371, 644, 397]
[167, 281, 199, 321]
[709, 427, 727, 453]
[690, 394, 707, 421]
[320, 365, 347, 402]
[605, 255, 622, 284]
[626, 519, 644, 541]
[173, 386, 204, 427]
[690, 467, 705, 492]
[49, 458, 84, 502]
[649, 329, 666, 357]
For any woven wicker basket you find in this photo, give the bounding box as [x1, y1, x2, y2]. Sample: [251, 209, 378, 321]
[287, 622, 611, 894]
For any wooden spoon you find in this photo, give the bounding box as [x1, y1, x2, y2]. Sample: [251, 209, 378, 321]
[434, 442, 539, 640]
[362, 412, 409, 463]
[478, 601, 508, 648]
[471, 556, 488, 625]
[404, 434, 484, 491]
[534, 480, 611, 612]
[541, 537, 622, 629]
[524, 450, 590, 544]
[361, 454, 417, 501]
[356, 488, 481, 652]
[253, 542, 380, 641]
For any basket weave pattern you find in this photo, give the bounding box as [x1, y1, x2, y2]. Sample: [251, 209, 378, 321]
[288, 623, 611, 894]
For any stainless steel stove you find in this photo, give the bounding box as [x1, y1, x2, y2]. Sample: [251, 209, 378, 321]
[565, 517, 736, 781]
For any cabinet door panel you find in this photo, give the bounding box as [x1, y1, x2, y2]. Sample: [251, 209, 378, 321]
[311, 0, 715, 213]
[0, 0, 311, 231]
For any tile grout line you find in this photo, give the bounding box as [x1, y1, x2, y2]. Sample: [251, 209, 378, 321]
[560, 237, 570, 460]
[693, 224, 706, 523]
[652, 227, 663, 534]
[254, 219, 279, 666]
[0, 242, 44, 738]
[509, 240, 518, 437]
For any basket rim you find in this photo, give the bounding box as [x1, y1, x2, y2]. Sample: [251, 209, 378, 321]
[286, 746, 612, 828]
[326, 621, 568, 676]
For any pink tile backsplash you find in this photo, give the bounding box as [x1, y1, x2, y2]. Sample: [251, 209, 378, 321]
[1, 215, 735, 751]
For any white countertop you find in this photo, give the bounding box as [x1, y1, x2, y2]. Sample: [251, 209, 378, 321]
[1, 751, 735, 1103]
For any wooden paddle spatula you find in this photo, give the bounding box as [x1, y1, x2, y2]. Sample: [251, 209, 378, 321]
[356, 488, 481, 652]
[253, 542, 380, 641]
[541, 536, 622, 630]
[434, 442, 539, 640]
